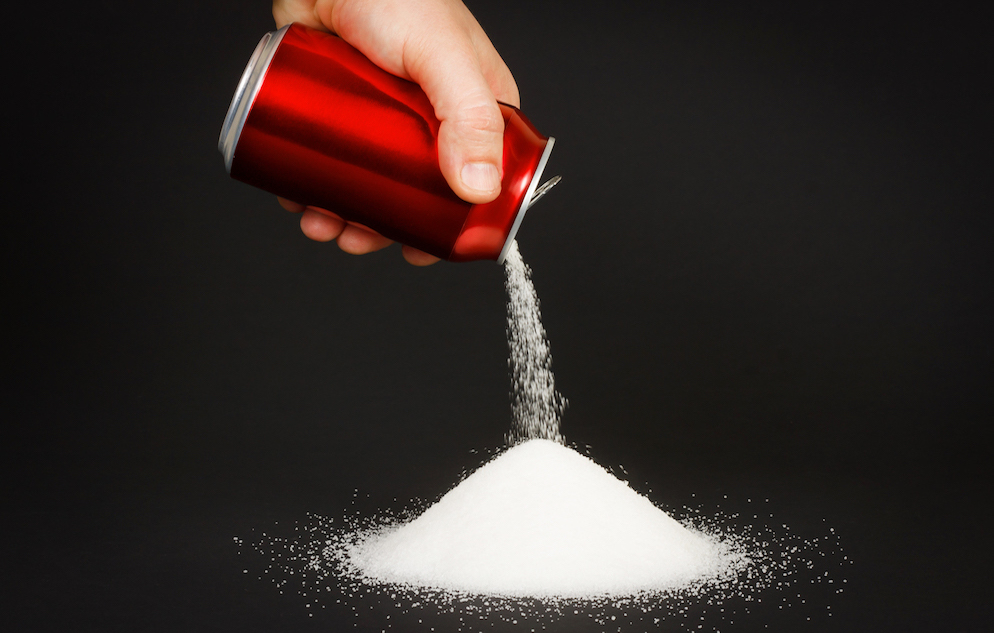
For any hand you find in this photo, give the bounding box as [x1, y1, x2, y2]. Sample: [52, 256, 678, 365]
[272, 0, 520, 265]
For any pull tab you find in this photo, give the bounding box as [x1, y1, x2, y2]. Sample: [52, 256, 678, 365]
[528, 175, 561, 207]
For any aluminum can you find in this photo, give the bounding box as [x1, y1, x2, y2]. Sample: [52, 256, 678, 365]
[219, 23, 555, 263]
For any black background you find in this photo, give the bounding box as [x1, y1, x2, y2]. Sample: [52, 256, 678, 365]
[5, 1, 991, 631]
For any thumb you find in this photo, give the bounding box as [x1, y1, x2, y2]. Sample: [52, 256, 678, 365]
[404, 37, 507, 204]
[435, 95, 505, 204]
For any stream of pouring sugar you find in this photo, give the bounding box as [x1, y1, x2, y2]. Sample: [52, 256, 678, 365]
[503, 241, 566, 445]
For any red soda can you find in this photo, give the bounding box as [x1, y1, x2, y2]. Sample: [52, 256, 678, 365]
[219, 23, 556, 263]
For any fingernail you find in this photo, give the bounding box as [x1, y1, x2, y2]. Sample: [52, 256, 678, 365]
[461, 162, 501, 194]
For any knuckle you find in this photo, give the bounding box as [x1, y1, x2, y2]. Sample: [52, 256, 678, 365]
[453, 100, 504, 136]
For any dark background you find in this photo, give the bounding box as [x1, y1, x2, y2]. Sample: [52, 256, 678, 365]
[5, 1, 991, 631]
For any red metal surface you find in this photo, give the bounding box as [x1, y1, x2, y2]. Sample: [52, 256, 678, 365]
[229, 24, 549, 262]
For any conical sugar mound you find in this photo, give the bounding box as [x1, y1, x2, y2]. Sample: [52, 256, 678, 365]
[347, 440, 733, 598]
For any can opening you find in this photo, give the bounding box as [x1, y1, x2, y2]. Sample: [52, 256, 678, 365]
[497, 137, 557, 265]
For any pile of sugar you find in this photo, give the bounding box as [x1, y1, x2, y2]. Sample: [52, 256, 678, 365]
[503, 242, 566, 444]
[243, 490, 849, 629]
[346, 439, 743, 598]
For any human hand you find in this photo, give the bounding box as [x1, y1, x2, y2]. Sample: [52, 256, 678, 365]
[271, 0, 520, 265]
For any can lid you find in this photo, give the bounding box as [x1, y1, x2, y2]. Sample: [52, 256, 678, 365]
[496, 136, 556, 264]
[218, 25, 291, 174]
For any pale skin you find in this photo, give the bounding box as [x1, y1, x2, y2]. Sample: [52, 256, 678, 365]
[271, 0, 520, 265]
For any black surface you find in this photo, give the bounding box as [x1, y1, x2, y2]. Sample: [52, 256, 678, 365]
[5, 1, 991, 631]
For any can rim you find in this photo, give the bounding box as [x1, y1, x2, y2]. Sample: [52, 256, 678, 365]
[496, 136, 556, 265]
[218, 25, 291, 174]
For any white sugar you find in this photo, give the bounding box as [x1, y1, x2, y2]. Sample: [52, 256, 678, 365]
[503, 241, 565, 444]
[347, 439, 741, 598]
[239, 240, 851, 627]
[341, 243, 743, 598]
